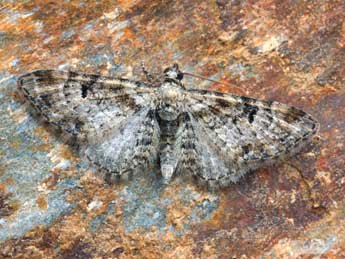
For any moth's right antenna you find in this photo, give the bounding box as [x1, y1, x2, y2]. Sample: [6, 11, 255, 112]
[183, 71, 248, 94]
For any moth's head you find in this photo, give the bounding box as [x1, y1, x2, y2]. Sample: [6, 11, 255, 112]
[163, 63, 183, 81]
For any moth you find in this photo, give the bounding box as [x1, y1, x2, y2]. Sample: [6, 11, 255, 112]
[17, 63, 319, 188]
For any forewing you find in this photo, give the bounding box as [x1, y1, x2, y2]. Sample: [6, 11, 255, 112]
[181, 89, 318, 187]
[18, 70, 159, 177]
[17, 70, 156, 144]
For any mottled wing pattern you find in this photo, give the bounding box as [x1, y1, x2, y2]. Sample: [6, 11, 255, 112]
[180, 89, 318, 188]
[85, 108, 160, 179]
[17, 70, 159, 176]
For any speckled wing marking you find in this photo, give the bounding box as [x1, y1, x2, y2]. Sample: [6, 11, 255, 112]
[17, 70, 159, 176]
[179, 89, 319, 188]
[85, 108, 160, 179]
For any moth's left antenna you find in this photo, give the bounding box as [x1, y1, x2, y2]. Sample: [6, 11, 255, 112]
[141, 62, 155, 82]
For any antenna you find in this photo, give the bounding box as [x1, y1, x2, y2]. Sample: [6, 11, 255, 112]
[183, 71, 247, 94]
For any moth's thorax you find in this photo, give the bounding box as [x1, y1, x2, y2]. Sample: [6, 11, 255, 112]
[157, 81, 184, 120]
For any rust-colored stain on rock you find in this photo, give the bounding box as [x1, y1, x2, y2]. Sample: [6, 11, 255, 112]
[0, 0, 345, 258]
[0, 182, 20, 218]
[36, 195, 48, 210]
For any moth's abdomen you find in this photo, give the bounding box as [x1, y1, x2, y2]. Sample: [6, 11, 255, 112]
[157, 114, 183, 181]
